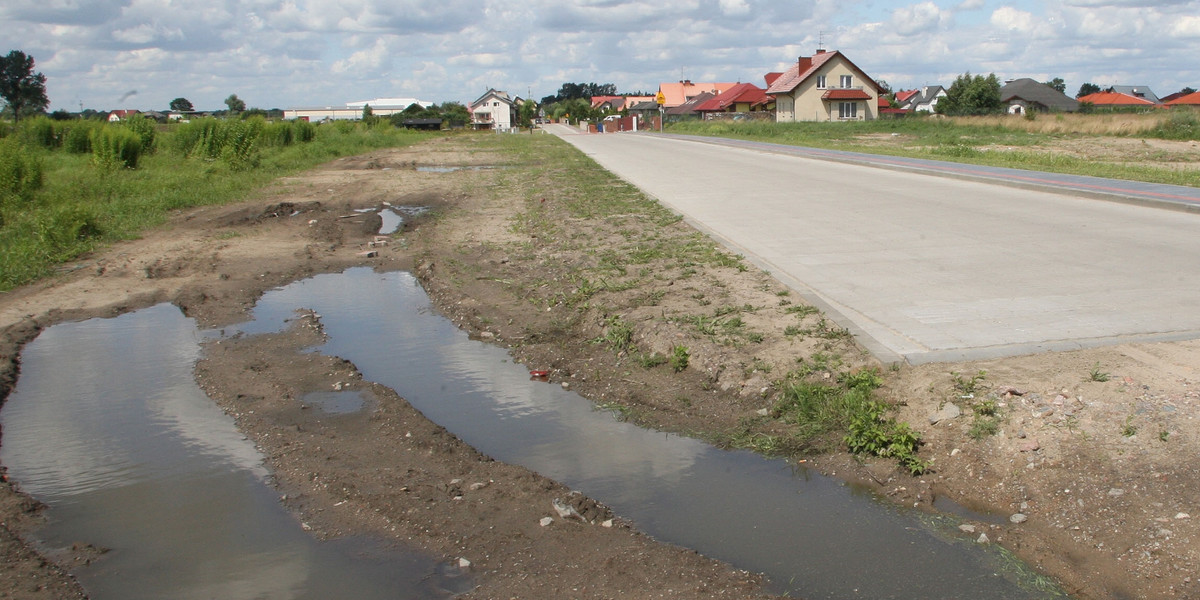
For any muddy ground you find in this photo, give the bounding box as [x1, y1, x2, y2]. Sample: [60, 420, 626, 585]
[1, 132, 1199, 599]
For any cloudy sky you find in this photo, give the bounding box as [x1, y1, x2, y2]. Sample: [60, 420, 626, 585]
[5, 0, 1200, 112]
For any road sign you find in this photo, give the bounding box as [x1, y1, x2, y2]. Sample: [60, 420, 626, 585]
[656, 91, 666, 105]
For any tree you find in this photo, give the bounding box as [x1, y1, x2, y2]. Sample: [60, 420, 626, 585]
[169, 97, 194, 112]
[1076, 83, 1101, 98]
[1044, 78, 1066, 94]
[0, 50, 50, 123]
[936, 72, 1002, 116]
[438, 102, 470, 127]
[517, 99, 536, 127]
[224, 94, 245, 114]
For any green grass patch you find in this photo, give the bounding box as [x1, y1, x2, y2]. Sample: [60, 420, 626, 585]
[0, 119, 434, 290]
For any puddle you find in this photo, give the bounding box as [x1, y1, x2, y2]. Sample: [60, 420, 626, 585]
[0, 303, 466, 599]
[237, 268, 1064, 599]
[301, 390, 369, 414]
[379, 205, 428, 235]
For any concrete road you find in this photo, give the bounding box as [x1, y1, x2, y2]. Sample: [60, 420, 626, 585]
[545, 124, 1200, 364]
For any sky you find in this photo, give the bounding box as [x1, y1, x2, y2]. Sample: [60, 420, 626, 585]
[4, 0, 1200, 113]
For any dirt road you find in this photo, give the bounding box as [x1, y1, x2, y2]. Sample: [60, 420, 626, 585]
[2, 133, 1199, 599]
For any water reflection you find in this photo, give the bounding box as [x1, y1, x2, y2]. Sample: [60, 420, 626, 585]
[0, 303, 457, 600]
[241, 268, 1061, 599]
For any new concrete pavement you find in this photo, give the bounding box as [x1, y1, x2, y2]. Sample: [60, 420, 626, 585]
[545, 124, 1200, 364]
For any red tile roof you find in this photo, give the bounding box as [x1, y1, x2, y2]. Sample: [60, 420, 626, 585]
[764, 72, 783, 87]
[822, 89, 871, 100]
[895, 89, 919, 103]
[694, 82, 770, 112]
[1165, 91, 1200, 105]
[1077, 91, 1156, 106]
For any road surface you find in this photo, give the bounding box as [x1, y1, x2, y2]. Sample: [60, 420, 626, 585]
[545, 124, 1200, 364]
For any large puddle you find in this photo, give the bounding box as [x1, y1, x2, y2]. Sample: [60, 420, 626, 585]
[1, 268, 1063, 599]
[237, 268, 1063, 599]
[0, 303, 465, 599]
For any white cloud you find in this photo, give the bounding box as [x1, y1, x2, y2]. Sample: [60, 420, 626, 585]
[891, 2, 946, 36]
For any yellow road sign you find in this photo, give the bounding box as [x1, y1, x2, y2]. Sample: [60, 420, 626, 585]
[655, 91, 666, 105]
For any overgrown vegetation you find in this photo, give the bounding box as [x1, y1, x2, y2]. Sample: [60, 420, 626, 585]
[0, 115, 433, 289]
[765, 367, 928, 474]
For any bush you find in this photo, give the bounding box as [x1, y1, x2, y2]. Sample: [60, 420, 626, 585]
[91, 126, 143, 169]
[62, 120, 102, 154]
[123, 113, 157, 153]
[220, 118, 262, 171]
[19, 117, 57, 148]
[0, 137, 44, 202]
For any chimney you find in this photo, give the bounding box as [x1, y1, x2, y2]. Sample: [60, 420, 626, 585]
[797, 56, 812, 73]
[815, 48, 827, 54]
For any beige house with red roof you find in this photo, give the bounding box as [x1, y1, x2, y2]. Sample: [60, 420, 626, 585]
[765, 50, 884, 122]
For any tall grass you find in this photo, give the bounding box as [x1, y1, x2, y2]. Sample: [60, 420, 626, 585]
[0, 118, 436, 290]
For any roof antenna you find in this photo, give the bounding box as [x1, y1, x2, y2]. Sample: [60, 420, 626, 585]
[817, 30, 828, 52]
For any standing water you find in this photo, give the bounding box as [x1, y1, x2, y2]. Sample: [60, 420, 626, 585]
[237, 268, 1063, 599]
[0, 303, 467, 599]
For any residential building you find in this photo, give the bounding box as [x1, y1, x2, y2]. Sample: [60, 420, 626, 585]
[1077, 91, 1159, 108]
[1165, 91, 1200, 106]
[693, 82, 773, 117]
[765, 49, 884, 122]
[1107, 86, 1160, 104]
[656, 80, 738, 108]
[999, 78, 1079, 114]
[900, 86, 946, 112]
[107, 109, 140, 122]
[469, 89, 520, 131]
[666, 91, 716, 120]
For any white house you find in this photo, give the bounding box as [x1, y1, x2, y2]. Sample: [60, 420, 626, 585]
[469, 89, 520, 131]
[765, 50, 884, 122]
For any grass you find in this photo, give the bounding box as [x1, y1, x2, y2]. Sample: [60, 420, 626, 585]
[666, 112, 1200, 188]
[763, 367, 927, 474]
[0, 117, 433, 290]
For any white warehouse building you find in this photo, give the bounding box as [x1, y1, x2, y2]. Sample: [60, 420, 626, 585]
[284, 97, 434, 121]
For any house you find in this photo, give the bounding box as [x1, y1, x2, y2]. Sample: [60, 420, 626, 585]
[107, 109, 140, 122]
[1165, 91, 1200, 106]
[1077, 91, 1159, 108]
[1107, 86, 1160, 104]
[765, 49, 884, 122]
[666, 91, 716, 120]
[692, 82, 773, 117]
[656, 80, 738, 108]
[894, 89, 919, 106]
[470, 89, 520, 131]
[900, 86, 946, 112]
[999, 78, 1079, 114]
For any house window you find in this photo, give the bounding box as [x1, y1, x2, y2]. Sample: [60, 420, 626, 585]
[838, 102, 858, 119]
[816, 75, 826, 89]
[840, 75, 852, 88]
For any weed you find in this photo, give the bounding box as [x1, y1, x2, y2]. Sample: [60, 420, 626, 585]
[1089, 362, 1111, 382]
[784, 304, 819, 317]
[783, 324, 802, 337]
[635, 352, 668, 368]
[1121, 415, 1138, 437]
[968, 416, 1000, 440]
[952, 370, 988, 396]
[669, 345, 690, 372]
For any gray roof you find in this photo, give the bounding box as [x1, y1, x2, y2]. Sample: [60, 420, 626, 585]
[666, 91, 715, 115]
[1000, 78, 1079, 112]
[903, 86, 945, 109]
[1108, 85, 1161, 104]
